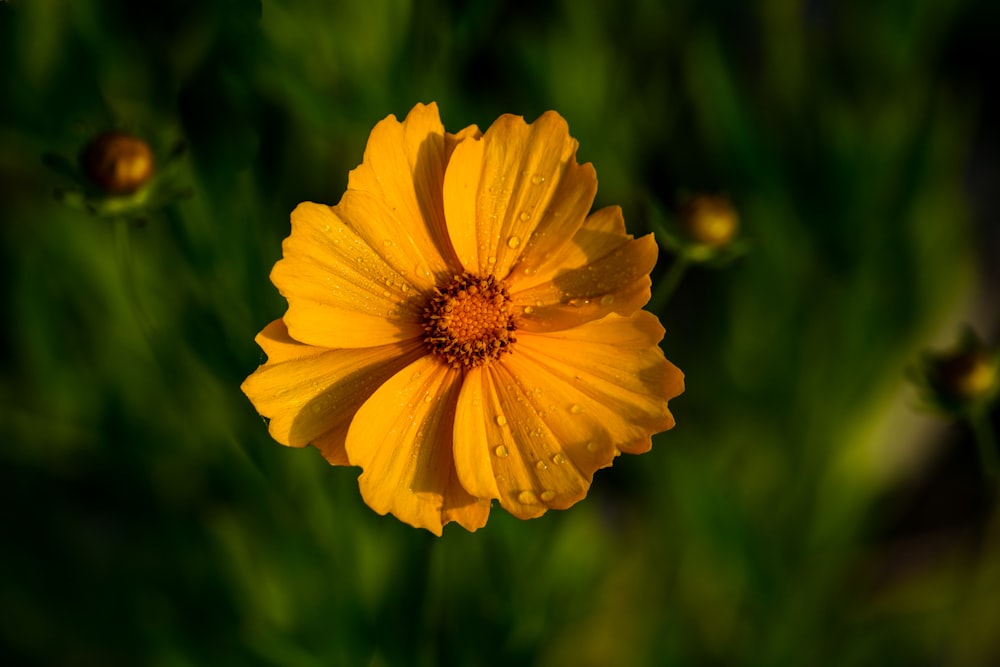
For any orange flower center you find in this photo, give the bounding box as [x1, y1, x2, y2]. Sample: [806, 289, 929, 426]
[423, 273, 516, 369]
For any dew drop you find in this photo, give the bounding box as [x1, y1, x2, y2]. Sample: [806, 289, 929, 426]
[519, 211, 531, 222]
[487, 256, 497, 265]
[507, 235, 521, 249]
[522, 305, 534, 315]
[400, 284, 410, 292]
[535, 460, 548, 471]
[494, 445, 509, 458]
[552, 453, 567, 465]
[383, 239, 394, 247]
[586, 441, 599, 452]
[495, 415, 508, 427]
[600, 295, 614, 305]
[531, 174, 545, 185]
[518, 490, 539, 504]
[569, 404, 583, 415]
[540, 490, 556, 502]
[423, 394, 432, 403]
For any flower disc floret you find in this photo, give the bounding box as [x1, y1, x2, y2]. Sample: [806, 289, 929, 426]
[423, 273, 516, 368]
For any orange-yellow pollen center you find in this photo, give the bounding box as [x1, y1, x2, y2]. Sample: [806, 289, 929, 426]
[423, 273, 516, 369]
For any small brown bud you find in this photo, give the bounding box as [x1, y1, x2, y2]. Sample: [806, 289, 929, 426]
[80, 131, 156, 195]
[913, 329, 999, 415]
[930, 351, 997, 403]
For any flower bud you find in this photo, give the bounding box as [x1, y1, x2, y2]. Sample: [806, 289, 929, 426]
[929, 350, 997, 403]
[913, 330, 999, 414]
[680, 194, 739, 247]
[80, 131, 156, 195]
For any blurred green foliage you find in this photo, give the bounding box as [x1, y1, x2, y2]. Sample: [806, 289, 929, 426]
[2, 0, 999, 665]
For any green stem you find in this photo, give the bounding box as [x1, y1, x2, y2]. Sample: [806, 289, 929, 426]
[112, 217, 157, 341]
[969, 409, 1000, 480]
[649, 254, 690, 312]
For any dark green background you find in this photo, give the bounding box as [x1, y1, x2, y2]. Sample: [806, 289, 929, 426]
[2, 1, 999, 665]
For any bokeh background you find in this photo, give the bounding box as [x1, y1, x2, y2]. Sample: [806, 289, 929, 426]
[3, 1, 1000, 665]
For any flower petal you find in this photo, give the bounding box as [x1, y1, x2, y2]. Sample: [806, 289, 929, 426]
[346, 355, 490, 535]
[442, 111, 597, 277]
[272, 201, 427, 348]
[510, 208, 658, 332]
[346, 102, 481, 278]
[451, 311, 683, 519]
[241, 319, 425, 465]
[452, 366, 503, 501]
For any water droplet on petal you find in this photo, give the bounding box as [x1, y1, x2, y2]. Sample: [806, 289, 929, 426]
[523, 305, 534, 315]
[531, 174, 545, 185]
[487, 256, 497, 265]
[383, 239, 393, 247]
[600, 295, 614, 305]
[552, 453, 566, 465]
[540, 490, 556, 502]
[494, 445, 509, 458]
[569, 404, 583, 414]
[495, 415, 508, 427]
[586, 441, 599, 452]
[536, 460, 548, 471]
[519, 211, 531, 222]
[507, 236, 521, 249]
[411, 371, 422, 380]
[423, 394, 432, 403]
[518, 490, 539, 504]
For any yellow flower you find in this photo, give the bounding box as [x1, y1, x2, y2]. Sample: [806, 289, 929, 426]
[242, 103, 684, 535]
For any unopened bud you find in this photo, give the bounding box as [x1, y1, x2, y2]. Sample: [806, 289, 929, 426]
[680, 195, 739, 247]
[913, 330, 999, 415]
[80, 131, 155, 195]
[930, 351, 997, 403]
